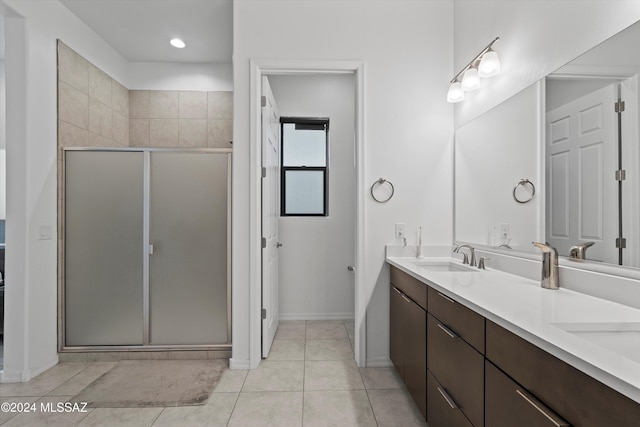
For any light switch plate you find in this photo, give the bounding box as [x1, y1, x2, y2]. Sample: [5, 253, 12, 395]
[39, 224, 53, 240]
[395, 223, 405, 239]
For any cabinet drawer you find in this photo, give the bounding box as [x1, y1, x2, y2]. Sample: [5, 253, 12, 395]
[390, 266, 427, 310]
[427, 286, 484, 353]
[486, 360, 570, 427]
[427, 313, 484, 427]
[427, 370, 473, 427]
[486, 320, 640, 427]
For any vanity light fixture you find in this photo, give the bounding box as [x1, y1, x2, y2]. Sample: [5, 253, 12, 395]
[447, 37, 500, 103]
[170, 38, 186, 48]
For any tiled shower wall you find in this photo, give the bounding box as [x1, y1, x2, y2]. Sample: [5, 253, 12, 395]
[57, 41, 233, 149]
[58, 42, 130, 148]
[129, 90, 232, 148]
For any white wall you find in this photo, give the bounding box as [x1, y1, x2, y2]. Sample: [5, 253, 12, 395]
[233, 0, 454, 367]
[1, 0, 129, 382]
[268, 74, 356, 321]
[453, 0, 640, 127]
[128, 62, 233, 91]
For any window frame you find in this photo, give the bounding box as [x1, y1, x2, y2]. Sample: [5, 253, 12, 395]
[280, 117, 330, 217]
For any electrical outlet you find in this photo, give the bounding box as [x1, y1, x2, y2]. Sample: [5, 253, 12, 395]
[395, 223, 405, 239]
[499, 223, 510, 238]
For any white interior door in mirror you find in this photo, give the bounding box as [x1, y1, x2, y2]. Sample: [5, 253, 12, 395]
[546, 84, 617, 263]
[455, 82, 544, 251]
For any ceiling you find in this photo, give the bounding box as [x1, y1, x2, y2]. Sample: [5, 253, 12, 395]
[59, 0, 233, 64]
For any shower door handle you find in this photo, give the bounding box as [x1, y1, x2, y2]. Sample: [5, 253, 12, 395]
[149, 244, 154, 255]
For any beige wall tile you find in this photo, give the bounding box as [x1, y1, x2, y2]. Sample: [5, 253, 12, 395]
[113, 111, 129, 146]
[88, 132, 115, 147]
[179, 119, 207, 147]
[57, 42, 88, 93]
[130, 90, 150, 119]
[150, 118, 179, 147]
[112, 80, 129, 117]
[88, 64, 112, 107]
[89, 98, 113, 139]
[58, 120, 88, 147]
[208, 91, 233, 119]
[179, 91, 207, 119]
[58, 82, 89, 129]
[150, 90, 179, 118]
[130, 119, 150, 147]
[208, 119, 233, 148]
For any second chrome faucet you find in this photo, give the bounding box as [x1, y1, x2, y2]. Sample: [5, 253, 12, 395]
[532, 242, 559, 290]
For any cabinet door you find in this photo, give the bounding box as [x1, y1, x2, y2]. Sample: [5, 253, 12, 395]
[486, 361, 570, 427]
[390, 285, 405, 379]
[427, 370, 473, 427]
[404, 293, 427, 419]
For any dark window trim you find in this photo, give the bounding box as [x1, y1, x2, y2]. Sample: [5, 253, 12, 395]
[280, 117, 329, 217]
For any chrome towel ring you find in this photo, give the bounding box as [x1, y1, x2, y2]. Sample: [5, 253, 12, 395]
[513, 178, 535, 203]
[371, 178, 395, 203]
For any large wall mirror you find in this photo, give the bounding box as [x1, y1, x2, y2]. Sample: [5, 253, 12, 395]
[455, 19, 640, 270]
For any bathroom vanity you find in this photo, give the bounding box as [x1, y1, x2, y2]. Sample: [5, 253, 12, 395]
[387, 256, 640, 427]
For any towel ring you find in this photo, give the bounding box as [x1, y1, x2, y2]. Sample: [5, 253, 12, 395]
[513, 178, 535, 203]
[371, 178, 395, 203]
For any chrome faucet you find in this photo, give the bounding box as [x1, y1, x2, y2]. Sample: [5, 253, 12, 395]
[453, 244, 476, 267]
[532, 242, 559, 290]
[569, 242, 594, 260]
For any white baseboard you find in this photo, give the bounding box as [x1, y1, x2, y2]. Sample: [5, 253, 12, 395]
[279, 312, 355, 321]
[1, 356, 59, 383]
[229, 358, 251, 370]
[366, 357, 392, 368]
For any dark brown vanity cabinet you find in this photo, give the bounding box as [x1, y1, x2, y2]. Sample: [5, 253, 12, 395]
[486, 320, 640, 427]
[389, 268, 427, 419]
[389, 265, 640, 427]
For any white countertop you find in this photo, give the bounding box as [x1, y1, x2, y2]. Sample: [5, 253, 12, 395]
[386, 256, 640, 404]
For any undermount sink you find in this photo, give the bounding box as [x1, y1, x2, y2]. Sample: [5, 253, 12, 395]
[409, 260, 479, 272]
[551, 321, 640, 363]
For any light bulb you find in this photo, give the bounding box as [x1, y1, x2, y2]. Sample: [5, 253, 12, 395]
[446, 82, 465, 103]
[478, 50, 500, 77]
[461, 67, 481, 91]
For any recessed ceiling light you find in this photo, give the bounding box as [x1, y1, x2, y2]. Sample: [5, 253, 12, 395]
[170, 38, 186, 49]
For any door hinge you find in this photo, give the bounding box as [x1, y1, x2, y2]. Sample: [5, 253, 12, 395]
[261, 96, 266, 107]
[262, 166, 266, 178]
[261, 308, 267, 319]
[261, 237, 266, 248]
[616, 237, 627, 249]
[615, 100, 625, 113]
[615, 169, 627, 181]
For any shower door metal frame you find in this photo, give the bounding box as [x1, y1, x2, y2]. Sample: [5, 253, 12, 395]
[58, 147, 232, 352]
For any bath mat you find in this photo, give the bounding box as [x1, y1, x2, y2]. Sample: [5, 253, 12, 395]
[72, 359, 227, 407]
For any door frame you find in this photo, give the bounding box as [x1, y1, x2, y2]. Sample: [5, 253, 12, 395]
[248, 59, 366, 368]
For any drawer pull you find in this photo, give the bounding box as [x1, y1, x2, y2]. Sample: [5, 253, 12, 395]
[400, 293, 412, 304]
[516, 389, 569, 427]
[437, 322, 458, 339]
[392, 286, 403, 295]
[437, 386, 458, 409]
[437, 291, 455, 304]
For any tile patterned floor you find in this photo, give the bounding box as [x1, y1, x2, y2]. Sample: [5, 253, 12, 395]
[0, 320, 427, 426]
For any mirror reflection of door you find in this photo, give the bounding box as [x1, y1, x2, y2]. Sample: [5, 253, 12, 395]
[546, 78, 638, 265]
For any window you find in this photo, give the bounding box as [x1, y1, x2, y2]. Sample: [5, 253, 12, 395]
[280, 117, 329, 216]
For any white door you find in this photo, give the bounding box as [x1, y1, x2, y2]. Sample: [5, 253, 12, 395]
[546, 83, 617, 263]
[261, 76, 280, 358]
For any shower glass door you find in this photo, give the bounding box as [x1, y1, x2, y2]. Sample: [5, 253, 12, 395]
[149, 152, 229, 345]
[65, 151, 145, 346]
[63, 149, 230, 348]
